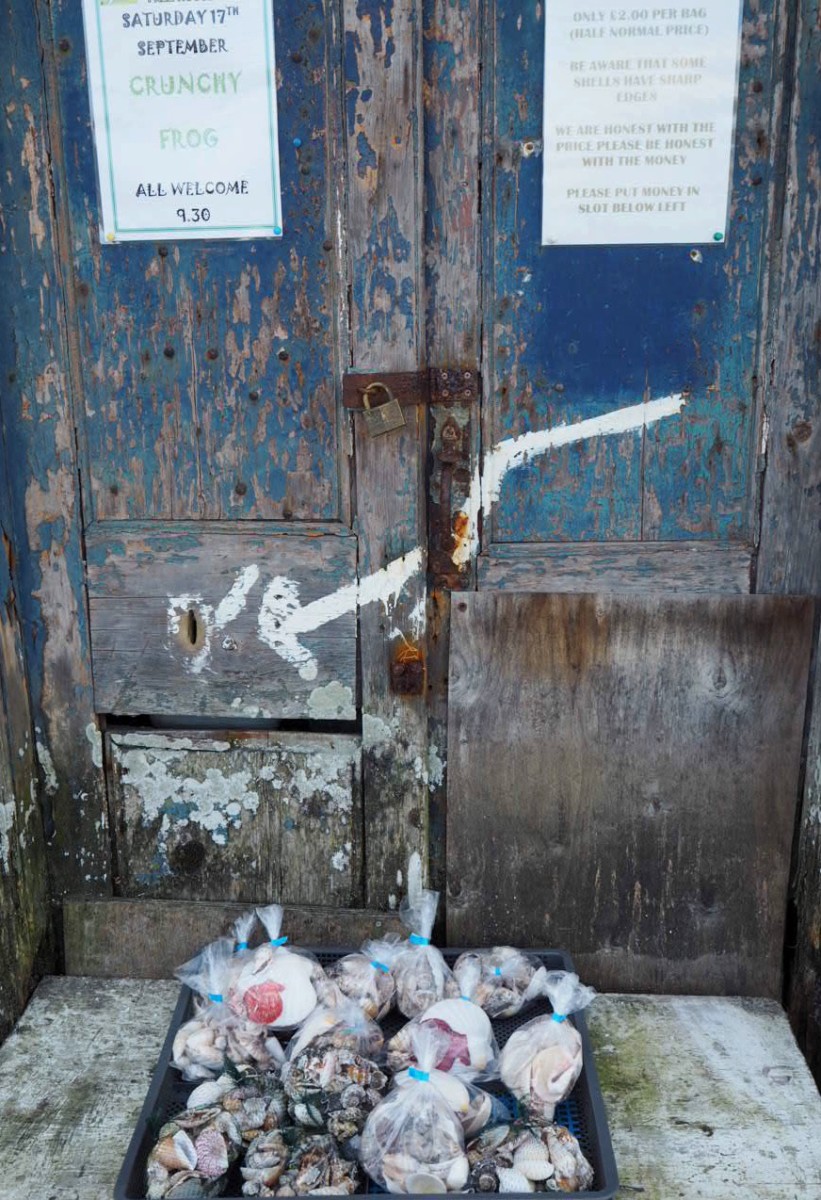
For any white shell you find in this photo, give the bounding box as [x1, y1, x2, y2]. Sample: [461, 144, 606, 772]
[461, 1089, 492, 1138]
[407, 1173, 447, 1194]
[186, 1077, 233, 1109]
[427, 1068, 471, 1115]
[234, 950, 319, 1027]
[444, 1155, 470, 1191]
[154, 1130, 198, 1172]
[512, 1137, 554, 1182]
[497, 1167, 534, 1193]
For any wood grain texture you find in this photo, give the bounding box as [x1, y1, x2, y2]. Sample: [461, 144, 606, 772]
[87, 528, 357, 718]
[446, 593, 814, 995]
[479, 542, 753, 594]
[482, 1, 776, 545]
[755, 2, 821, 1087]
[63, 900, 404, 978]
[0, 0, 109, 901]
[0, 456, 51, 1039]
[107, 731, 362, 906]
[4, 979, 821, 1200]
[344, 0, 430, 905]
[47, 0, 349, 524]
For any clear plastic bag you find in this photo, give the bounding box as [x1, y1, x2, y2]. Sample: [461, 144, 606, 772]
[172, 938, 284, 1081]
[453, 946, 547, 1018]
[360, 1026, 470, 1194]
[283, 996, 384, 1064]
[228, 909, 258, 988]
[392, 890, 458, 1018]
[229, 903, 336, 1029]
[326, 932, 403, 1020]
[498, 971, 596, 1122]
[386, 956, 499, 1078]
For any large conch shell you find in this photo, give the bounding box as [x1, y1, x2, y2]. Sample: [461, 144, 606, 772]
[499, 972, 595, 1121]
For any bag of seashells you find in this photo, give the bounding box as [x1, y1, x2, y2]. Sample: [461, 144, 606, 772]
[283, 995, 385, 1065]
[228, 904, 338, 1030]
[392, 889, 460, 1019]
[359, 1024, 471, 1194]
[326, 932, 404, 1020]
[453, 947, 549, 1019]
[466, 1120, 595, 1193]
[386, 955, 499, 1079]
[172, 938, 285, 1082]
[499, 971, 595, 1124]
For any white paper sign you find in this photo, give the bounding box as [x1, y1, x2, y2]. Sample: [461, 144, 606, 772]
[82, 0, 283, 242]
[542, 4, 742, 246]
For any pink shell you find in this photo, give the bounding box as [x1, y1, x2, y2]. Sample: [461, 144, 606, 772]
[194, 1128, 229, 1178]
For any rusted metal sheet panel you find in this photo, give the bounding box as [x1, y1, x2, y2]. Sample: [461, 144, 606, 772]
[479, 542, 753, 593]
[107, 730, 363, 905]
[447, 593, 814, 996]
[483, 1, 777, 546]
[344, 0, 430, 906]
[63, 899, 404, 978]
[48, 0, 347, 524]
[86, 526, 357, 719]
[755, 2, 821, 1083]
[0, 0, 109, 902]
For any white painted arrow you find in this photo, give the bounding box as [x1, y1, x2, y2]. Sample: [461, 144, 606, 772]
[169, 395, 684, 676]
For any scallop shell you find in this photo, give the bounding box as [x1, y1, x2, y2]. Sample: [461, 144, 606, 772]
[407, 1172, 447, 1194]
[420, 997, 495, 1072]
[233, 950, 320, 1028]
[496, 1167, 534, 1194]
[512, 1136, 554, 1182]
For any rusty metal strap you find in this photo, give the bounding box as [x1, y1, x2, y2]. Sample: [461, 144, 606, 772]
[343, 368, 479, 408]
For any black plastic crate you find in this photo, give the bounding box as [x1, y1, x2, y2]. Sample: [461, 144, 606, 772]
[115, 948, 618, 1199]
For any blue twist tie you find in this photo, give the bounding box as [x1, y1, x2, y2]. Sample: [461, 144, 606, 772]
[208, 992, 224, 1003]
[408, 1067, 430, 1082]
[409, 934, 429, 946]
[270, 935, 288, 947]
[552, 1012, 567, 1023]
[460, 995, 471, 1002]
[493, 967, 503, 977]
[371, 960, 390, 973]
[235, 941, 249, 951]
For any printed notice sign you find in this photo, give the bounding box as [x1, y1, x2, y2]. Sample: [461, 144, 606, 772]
[81, 0, 283, 242]
[542, 4, 743, 245]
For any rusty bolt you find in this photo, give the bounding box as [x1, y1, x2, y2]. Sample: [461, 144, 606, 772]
[390, 643, 425, 696]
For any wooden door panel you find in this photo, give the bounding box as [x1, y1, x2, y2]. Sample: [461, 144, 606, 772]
[447, 592, 814, 996]
[51, 0, 346, 524]
[483, 2, 774, 549]
[87, 527, 357, 718]
[107, 730, 362, 904]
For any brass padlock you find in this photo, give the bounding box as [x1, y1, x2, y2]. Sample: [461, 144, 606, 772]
[361, 381, 406, 438]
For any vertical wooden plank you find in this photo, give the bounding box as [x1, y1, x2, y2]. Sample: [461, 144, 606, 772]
[0, 0, 109, 903]
[344, 0, 429, 905]
[423, 0, 481, 898]
[756, 1, 821, 1082]
[446, 593, 814, 995]
[0, 448, 51, 1039]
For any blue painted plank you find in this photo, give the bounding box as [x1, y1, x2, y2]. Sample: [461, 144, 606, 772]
[50, 0, 345, 522]
[487, 1, 773, 543]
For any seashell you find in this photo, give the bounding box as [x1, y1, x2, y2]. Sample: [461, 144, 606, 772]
[496, 1167, 534, 1194]
[164, 1174, 217, 1199]
[466, 1123, 511, 1167]
[187, 1078, 233, 1109]
[194, 1128, 229, 1179]
[233, 950, 322, 1028]
[154, 1130, 198, 1172]
[512, 1136, 554, 1182]
[543, 1124, 594, 1192]
[444, 1154, 470, 1191]
[418, 997, 495, 1073]
[407, 1172, 447, 1194]
[469, 1159, 500, 1193]
[462, 1089, 493, 1139]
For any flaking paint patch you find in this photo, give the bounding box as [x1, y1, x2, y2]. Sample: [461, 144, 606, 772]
[427, 744, 445, 791]
[363, 714, 397, 750]
[307, 681, 356, 721]
[114, 744, 259, 868]
[85, 722, 103, 770]
[35, 739, 58, 795]
[406, 851, 423, 905]
[0, 798, 15, 871]
[331, 842, 352, 872]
